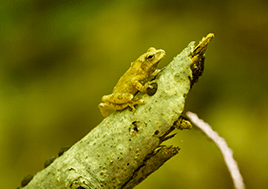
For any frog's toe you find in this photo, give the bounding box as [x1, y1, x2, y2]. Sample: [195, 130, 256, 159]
[98, 103, 109, 117]
[137, 99, 145, 104]
[129, 104, 136, 112]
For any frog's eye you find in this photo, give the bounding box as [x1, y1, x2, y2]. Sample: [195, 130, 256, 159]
[146, 54, 155, 60]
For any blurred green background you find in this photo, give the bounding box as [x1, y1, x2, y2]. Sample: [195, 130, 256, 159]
[1, 0, 268, 188]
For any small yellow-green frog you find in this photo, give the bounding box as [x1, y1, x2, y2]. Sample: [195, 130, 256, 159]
[99, 47, 165, 117]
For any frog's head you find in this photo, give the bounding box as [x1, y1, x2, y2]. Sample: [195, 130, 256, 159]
[135, 47, 165, 73]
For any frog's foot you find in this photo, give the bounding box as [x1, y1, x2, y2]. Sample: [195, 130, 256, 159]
[98, 102, 110, 117]
[128, 99, 145, 111]
[145, 80, 157, 89]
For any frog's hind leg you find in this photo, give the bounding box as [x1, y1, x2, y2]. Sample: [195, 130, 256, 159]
[100, 93, 146, 117]
[98, 101, 130, 117]
[102, 93, 134, 104]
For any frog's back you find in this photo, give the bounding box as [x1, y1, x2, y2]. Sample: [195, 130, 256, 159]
[113, 68, 138, 94]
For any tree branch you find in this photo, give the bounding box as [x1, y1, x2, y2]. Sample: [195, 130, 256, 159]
[21, 33, 214, 189]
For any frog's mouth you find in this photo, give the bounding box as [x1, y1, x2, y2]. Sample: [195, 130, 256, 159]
[156, 50, 165, 62]
[154, 59, 162, 66]
[150, 59, 162, 71]
[154, 51, 165, 65]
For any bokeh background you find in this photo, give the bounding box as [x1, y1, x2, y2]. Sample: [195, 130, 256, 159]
[1, 0, 268, 188]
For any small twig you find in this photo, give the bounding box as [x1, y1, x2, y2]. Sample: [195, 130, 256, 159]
[186, 111, 245, 189]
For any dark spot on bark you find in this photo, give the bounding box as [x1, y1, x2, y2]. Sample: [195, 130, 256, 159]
[44, 156, 56, 168]
[132, 121, 139, 132]
[147, 82, 158, 96]
[58, 146, 70, 157]
[21, 174, 34, 187]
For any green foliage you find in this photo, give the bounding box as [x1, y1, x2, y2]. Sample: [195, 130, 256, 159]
[1, 0, 268, 188]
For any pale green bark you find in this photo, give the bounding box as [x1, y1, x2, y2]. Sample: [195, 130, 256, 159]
[22, 34, 213, 189]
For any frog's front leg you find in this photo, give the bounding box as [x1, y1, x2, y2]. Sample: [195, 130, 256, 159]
[131, 76, 157, 93]
[99, 93, 145, 117]
[151, 69, 161, 77]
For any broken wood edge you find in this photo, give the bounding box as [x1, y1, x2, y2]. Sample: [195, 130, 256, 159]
[122, 145, 180, 189]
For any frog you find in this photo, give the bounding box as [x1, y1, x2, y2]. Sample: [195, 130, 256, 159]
[99, 47, 166, 117]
